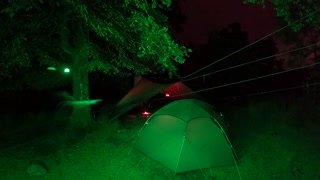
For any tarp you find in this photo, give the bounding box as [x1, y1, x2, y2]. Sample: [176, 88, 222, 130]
[110, 76, 201, 119]
[111, 77, 174, 119]
[134, 99, 237, 173]
[162, 81, 202, 100]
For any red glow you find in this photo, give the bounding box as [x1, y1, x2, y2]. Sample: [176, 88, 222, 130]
[165, 93, 170, 97]
[142, 111, 151, 118]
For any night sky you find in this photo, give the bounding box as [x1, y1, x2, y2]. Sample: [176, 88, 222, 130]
[176, 0, 278, 46]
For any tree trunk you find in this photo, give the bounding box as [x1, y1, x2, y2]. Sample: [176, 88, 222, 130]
[58, 12, 93, 131]
[70, 55, 93, 130]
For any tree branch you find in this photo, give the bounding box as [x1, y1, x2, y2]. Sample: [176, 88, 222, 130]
[74, 20, 86, 49]
[58, 10, 75, 55]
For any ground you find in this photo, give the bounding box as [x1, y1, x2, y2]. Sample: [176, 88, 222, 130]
[0, 97, 319, 180]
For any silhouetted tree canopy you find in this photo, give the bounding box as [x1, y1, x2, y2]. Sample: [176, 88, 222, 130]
[243, 0, 320, 31]
[184, 23, 279, 97]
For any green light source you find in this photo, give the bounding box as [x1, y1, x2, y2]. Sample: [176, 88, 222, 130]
[47, 67, 57, 71]
[64, 68, 70, 73]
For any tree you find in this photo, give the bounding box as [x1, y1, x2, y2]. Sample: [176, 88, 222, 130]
[243, 0, 320, 64]
[163, 0, 187, 34]
[277, 27, 320, 67]
[0, 0, 190, 131]
[243, 0, 320, 31]
[243, 0, 320, 96]
[185, 23, 278, 98]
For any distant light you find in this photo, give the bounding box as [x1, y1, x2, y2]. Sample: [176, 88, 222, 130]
[64, 68, 70, 73]
[165, 93, 170, 97]
[142, 111, 151, 118]
[47, 67, 57, 71]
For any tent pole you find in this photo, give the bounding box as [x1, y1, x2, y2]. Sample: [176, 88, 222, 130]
[174, 135, 186, 176]
[184, 138, 208, 180]
[213, 118, 242, 180]
[230, 144, 242, 180]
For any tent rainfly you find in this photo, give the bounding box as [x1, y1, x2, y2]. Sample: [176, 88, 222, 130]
[134, 99, 239, 173]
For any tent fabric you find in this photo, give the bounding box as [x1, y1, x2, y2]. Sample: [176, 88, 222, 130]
[134, 99, 236, 173]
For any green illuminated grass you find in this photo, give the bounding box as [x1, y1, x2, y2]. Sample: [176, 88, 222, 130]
[0, 97, 319, 179]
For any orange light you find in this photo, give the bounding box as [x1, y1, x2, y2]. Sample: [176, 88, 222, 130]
[142, 111, 151, 118]
[165, 93, 170, 97]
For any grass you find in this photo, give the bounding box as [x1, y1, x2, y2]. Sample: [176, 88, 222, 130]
[0, 96, 319, 179]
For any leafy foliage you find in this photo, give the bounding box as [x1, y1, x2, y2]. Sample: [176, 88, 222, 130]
[161, 0, 187, 34]
[243, 0, 320, 85]
[0, 0, 189, 90]
[243, 0, 320, 31]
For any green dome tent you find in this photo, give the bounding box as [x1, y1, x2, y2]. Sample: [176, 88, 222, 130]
[134, 99, 239, 173]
